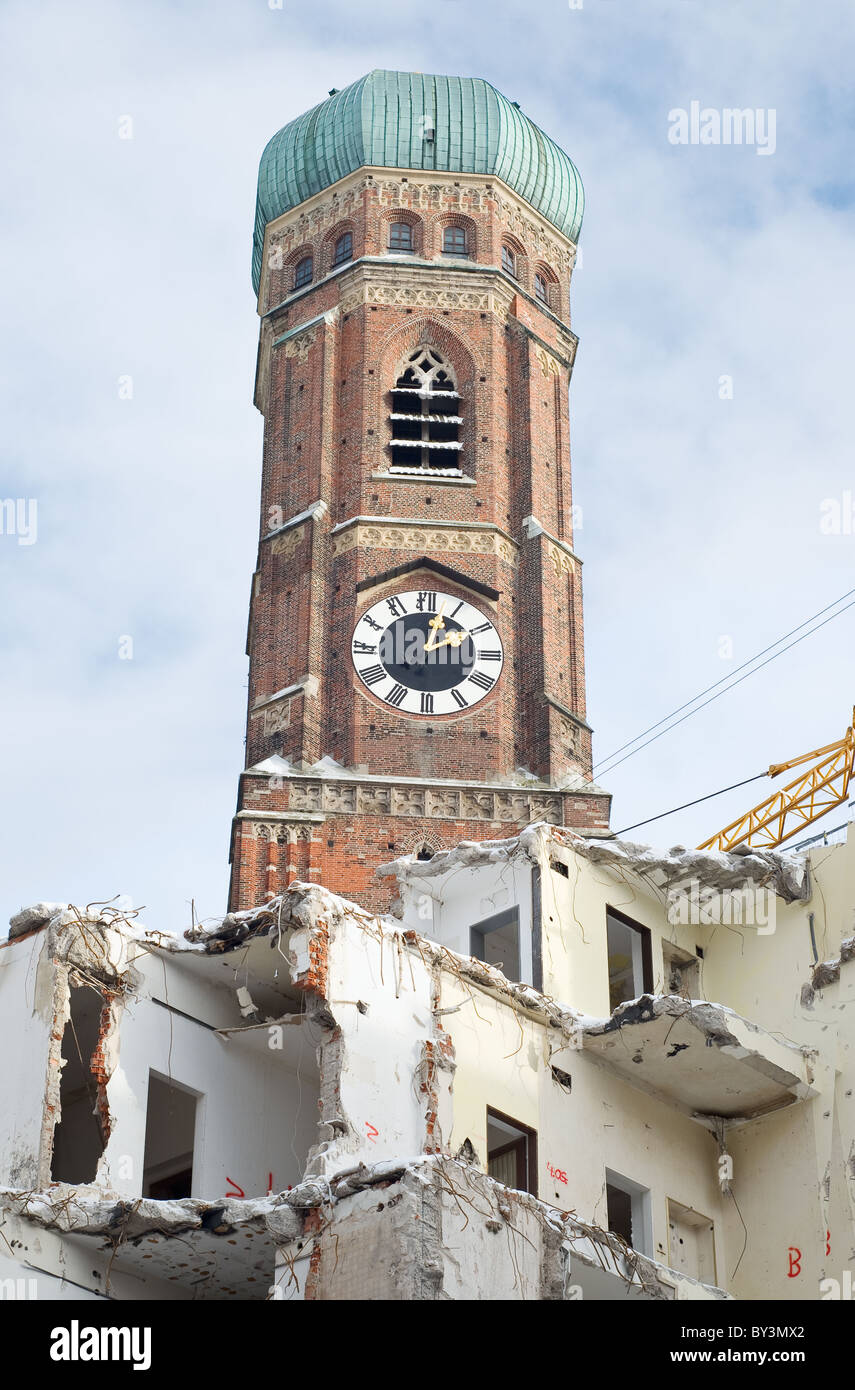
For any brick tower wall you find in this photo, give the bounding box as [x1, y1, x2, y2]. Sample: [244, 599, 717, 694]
[229, 168, 610, 913]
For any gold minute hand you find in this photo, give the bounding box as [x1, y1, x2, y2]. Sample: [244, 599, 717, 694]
[423, 602, 447, 652]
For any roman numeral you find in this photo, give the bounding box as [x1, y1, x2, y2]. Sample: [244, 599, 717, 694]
[352, 641, 377, 654]
[420, 692, 434, 714]
[478, 649, 502, 661]
[387, 597, 406, 617]
[416, 591, 437, 612]
[469, 672, 495, 692]
[385, 683, 408, 707]
[363, 616, 383, 632]
[449, 601, 464, 618]
[470, 622, 492, 635]
[451, 689, 468, 708]
[360, 664, 386, 686]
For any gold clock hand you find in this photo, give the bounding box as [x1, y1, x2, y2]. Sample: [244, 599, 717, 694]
[425, 629, 468, 653]
[423, 602, 448, 652]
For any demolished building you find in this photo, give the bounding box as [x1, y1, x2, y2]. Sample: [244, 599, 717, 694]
[4, 70, 852, 1308]
[1, 824, 852, 1300]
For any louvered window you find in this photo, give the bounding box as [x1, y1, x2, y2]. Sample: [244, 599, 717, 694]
[388, 349, 462, 473]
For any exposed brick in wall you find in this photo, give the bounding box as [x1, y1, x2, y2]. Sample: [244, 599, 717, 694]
[230, 166, 608, 914]
[90, 994, 119, 1148]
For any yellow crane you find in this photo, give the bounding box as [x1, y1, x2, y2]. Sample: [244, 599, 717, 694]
[699, 706, 855, 852]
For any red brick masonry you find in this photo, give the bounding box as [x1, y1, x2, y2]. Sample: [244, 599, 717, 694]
[229, 170, 610, 912]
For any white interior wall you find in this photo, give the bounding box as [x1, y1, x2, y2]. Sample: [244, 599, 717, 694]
[0, 930, 55, 1187]
[308, 914, 437, 1171]
[402, 857, 535, 984]
[97, 951, 319, 1200]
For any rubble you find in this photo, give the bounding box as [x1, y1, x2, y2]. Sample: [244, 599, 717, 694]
[7, 902, 67, 940]
[568, 834, 811, 903]
[804, 934, 855, 1001]
[378, 824, 545, 882]
[0, 1186, 300, 1243]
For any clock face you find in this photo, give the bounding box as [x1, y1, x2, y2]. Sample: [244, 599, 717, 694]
[351, 589, 504, 716]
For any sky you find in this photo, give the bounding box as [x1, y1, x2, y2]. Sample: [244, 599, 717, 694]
[1, 0, 853, 933]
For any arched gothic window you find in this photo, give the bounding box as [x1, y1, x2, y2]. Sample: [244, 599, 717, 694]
[388, 349, 462, 472]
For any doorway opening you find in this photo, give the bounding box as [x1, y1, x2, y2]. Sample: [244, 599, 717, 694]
[142, 1073, 200, 1199]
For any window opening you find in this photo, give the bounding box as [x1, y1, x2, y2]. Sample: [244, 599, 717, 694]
[388, 348, 462, 472]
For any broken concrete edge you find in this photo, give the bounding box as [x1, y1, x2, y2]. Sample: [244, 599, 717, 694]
[581, 993, 817, 1118]
[0, 1156, 730, 1301]
[4, 882, 812, 1066]
[6, 902, 69, 942]
[137, 878, 590, 1045]
[586, 992, 813, 1059]
[377, 822, 547, 882]
[803, 933, 855, 1003]
[296, 1156, 730, 1300]
[377, 822, 811, 903]
[564, 834, 810, 904]
[181, 880, 380, 953]
[0, 1184, 301, 1243]
[2, 900, 205, 955]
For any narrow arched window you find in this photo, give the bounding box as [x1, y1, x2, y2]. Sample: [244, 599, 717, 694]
[389, 222, 414, 253]
[333, 232, 352, 267]
[294, 255, 313, 289]
[388, 349, 462, 473]
[501, 244, 517, 277]
[534, 272, 548, 304]
[442, 226, 467, 257]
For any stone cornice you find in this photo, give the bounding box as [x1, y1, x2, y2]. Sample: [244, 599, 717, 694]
[522, 516, 582, 573]
[263, 500, 327, 542]
[235, 772, 609, 827]
[540, 694, 594, 735]
[251, 675, 319, 712]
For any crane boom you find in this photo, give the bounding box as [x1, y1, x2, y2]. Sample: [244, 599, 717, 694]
[698, 707, 855, 852]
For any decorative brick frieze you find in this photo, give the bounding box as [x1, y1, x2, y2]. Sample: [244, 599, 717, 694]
[331, 519, 518, 566]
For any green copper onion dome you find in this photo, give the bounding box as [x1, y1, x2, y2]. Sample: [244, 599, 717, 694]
[252, 70, 584, 290]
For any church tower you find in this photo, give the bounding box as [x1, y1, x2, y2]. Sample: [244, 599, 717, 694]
[229, 71, 610, 912]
